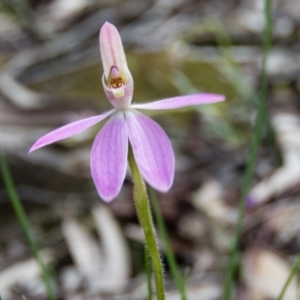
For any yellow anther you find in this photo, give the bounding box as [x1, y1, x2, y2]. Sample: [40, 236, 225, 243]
[109, 77, 125, 89]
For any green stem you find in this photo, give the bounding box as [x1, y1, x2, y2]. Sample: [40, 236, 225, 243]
[145, 245, 153, 300]
[0, 149, 55, 300]
[128, 148, 165, 300]
[277, 254, 300, 300]
[297, 271, 300, 300]
[224, 0, 272, 299]
[150, 188, 187, 300]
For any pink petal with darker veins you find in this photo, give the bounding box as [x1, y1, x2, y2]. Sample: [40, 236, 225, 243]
[131, 93, 225, 110]
[29, 110, 114, 153]
[91, 112, 128, 202]
[126, 110, 175, 192]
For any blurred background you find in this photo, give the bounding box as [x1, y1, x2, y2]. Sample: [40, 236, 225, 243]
[1, 0, 300, 299]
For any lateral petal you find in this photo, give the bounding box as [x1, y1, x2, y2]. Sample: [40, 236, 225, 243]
[131, 93, 225, 110]
[29, 110, 114, 153]
[91, 112, 128, 202]
[126, 110, 175, 192]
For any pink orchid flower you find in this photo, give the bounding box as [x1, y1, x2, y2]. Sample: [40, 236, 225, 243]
[29, 22, 225, 202]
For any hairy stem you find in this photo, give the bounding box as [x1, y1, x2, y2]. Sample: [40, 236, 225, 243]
[150, 188, 187, 300]
[128, 148, 165, 300]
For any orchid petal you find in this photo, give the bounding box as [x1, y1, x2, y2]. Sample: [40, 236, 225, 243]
[91, 112, 128, 202]
[126, 110, 175, 192]
[99, 22, 127, 79]
[29, 110, 114, 153]
[131, 93, 225, 110]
